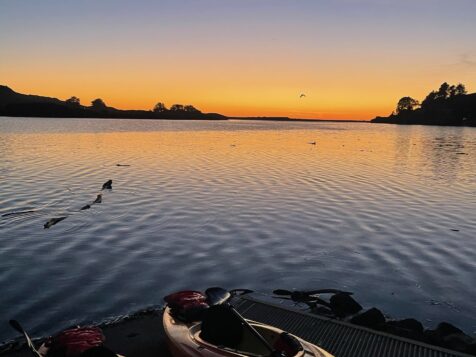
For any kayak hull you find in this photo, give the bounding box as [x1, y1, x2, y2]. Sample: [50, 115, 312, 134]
[163, 306, 333, 357]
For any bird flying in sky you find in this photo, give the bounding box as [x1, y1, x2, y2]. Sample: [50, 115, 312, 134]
[300, 93, 306, 98]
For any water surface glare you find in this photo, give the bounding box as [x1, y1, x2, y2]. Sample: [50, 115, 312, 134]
[0, 118, 475, 341]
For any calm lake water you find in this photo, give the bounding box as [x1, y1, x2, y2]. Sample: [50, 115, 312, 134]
[0, 117, 475, 342]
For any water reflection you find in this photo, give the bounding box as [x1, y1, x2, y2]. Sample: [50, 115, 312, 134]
[425, 128, 468, 183]
[393, 125, 414, 171]
[391, 125, 476, 184]
[0, 118, 475, 341]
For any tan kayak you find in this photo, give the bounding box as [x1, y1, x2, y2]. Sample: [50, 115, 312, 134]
[163, 304, 334, 357]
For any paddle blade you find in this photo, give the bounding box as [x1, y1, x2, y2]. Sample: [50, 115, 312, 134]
[305, 289, 353, 295]
[229, 289, 253, 296]
[312, 296, 332, 308]
[272, 296, 292, 300]
[205, 287, 231, 305]
[9, 320, 42, 357]
[274, 289, 353, 297]
[9, 320, 24, 334]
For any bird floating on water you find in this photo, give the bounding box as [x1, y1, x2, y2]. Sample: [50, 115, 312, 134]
[309, 141, 316, 145]
[102, 180, 112, 190]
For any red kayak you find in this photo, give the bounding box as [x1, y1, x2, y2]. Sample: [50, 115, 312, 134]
[9, 320, 122, 357]
[163, 289, 334, 357]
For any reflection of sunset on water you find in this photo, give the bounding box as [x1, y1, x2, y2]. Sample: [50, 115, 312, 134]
[0, 118, 475, 342]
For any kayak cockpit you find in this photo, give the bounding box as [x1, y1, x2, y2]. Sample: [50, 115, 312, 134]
[194, 304, 305, 357]
[192, 322, 306, 357]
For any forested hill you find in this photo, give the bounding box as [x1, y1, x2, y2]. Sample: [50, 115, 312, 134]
[372, 83, 476, 126]
[0, 85, 227, 120]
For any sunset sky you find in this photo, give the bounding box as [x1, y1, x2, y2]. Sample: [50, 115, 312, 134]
[1, 0, 475, 119]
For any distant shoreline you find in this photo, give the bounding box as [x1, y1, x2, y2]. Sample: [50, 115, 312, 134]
[230, 117, 369, 123]
[0, 115, 369, 123]
[0, 85, 226, 121]
[0, 85, 367, 123]
[0, 116, 227, 121]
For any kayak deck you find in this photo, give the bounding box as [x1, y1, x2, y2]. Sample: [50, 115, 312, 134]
[1, 296, 472, 357]
[234, 296, 473, 357]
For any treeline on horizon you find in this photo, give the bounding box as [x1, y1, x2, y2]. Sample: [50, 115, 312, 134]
[0, 85, 226, 120]
[372, 82, 476, 126]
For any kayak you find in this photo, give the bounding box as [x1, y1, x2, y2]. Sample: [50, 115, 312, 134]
[163, 289, 334, 357]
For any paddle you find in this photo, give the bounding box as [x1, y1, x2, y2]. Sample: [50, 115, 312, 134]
[273, 289, 352, 296]
[9, 320, 43, 357]
[205, 287, 231, 306]
[229, 289, 254, 296]
[273, 289, 355, 310]
[205, 287, 254, 305]
[205, 288, 277, 355]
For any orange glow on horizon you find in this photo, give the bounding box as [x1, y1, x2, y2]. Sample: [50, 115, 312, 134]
[0, 79, 417, 120]
[2, 0, 475, 120]
[1, 50, 472, 120]
[2, 34, 474, 121]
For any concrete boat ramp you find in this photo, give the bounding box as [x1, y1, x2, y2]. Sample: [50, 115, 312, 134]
[1, 296, 472, 357]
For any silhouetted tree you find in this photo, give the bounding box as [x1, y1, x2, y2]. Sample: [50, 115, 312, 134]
[66, 96, 81, 106]
[455, 83, 467, 96]
[422, 82, 468, 108]
[91, 98, 106, 109]
[396, 97, 420, 114]
[436, 82, 450, 99]
[449, 85, 457, 97]
[421, 91, 438, 108]
[373, 81, 475, 125]
[170, 104, 184, 111]
[184, 105, 200, 113]
[153, 102, 167, 112]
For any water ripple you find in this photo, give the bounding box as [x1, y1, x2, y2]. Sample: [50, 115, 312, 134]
[0, 118, 475, 341]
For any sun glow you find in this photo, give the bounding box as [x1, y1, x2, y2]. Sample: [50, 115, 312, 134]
[1, 0, 475, 120]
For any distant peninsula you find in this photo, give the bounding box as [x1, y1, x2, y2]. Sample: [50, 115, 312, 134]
[231, 117, 367, 123]
[372, 82, 476, 127]
[0, 85, 226, 120]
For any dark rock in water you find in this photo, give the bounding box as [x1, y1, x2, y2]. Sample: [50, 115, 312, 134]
[386, 318, 424, 333]
[330, 292, 362, 317]
[434, 322, 464, 337]
[81, 204, 91, 210]
[444, 333, 474, 353]
[350, 308, 385, 328]
[381, 319, 425, 341]
[44, 217, 67, 229]
[424, 322, 475, 352]
[102, 180, 112, 190]
[93, 194, 102, 204]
